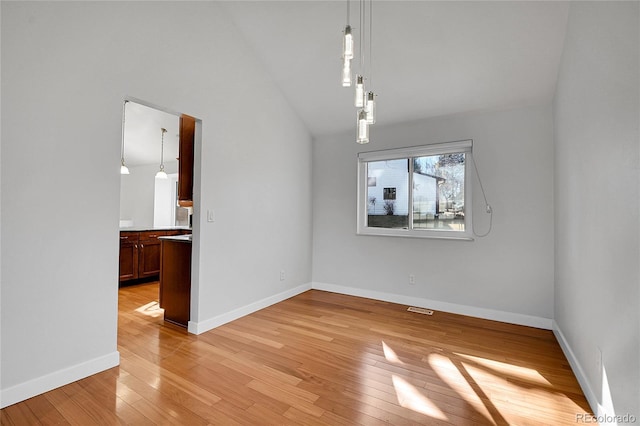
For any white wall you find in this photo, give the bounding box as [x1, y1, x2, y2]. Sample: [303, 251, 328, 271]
[0, 1, 312, 406]
[554, 2, 639, 419]
[120, 162, 177, 229]
[312, 104, 555, 326]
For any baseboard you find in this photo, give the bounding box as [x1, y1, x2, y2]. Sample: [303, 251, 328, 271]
[552, 321, 601, 419]
[311, 282, 553, 330]
[0, 351, 120, 409]
[188, 282, 312, 335]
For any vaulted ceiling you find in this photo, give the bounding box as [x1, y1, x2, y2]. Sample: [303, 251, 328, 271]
[222, 1, 570, 137]
[125, 1, 570, 165]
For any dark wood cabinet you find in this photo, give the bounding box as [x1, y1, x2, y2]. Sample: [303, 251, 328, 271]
[159, 239, 192, 327]
[178, 114, 195, 207]
[138, 231, 162, 279]
[119, 232, 139, 281]
[119, 230, 191, 283]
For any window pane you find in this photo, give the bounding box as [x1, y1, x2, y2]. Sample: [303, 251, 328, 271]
[412, 153, 465, 231]
[366, 159, 409, 228]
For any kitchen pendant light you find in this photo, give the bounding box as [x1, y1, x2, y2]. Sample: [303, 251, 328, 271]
[155, 128, 168, 179]
[120, 100, 130, 175]
[356, 109, 369, 144]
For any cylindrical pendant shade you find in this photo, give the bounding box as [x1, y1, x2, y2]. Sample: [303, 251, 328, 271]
[343, 25, 354, 60]
[355, 75, 365, 108]
[365, 91, 376, 124]
[342, 58, 352, 87]
[356, 109, 369, 144]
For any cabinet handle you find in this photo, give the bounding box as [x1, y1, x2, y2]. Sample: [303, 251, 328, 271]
[149, 234, 158, 238]
[134, 244, 138, 249]
[140, 244, 144, 249]
[120, 236, 128, 240]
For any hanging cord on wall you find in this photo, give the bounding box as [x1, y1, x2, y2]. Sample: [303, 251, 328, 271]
[470, 152, 493, 237]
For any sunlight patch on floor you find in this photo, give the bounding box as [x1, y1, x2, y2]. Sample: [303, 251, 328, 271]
[454, 352, 551, 386]
[382, 340, 405, 365]
[391, 375, 448, 421]
[135, 301, 164, 318]
[427, 353, 496, 424]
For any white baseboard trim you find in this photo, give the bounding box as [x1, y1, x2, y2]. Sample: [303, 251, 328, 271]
[1, 351, 120, 409]
[311, 282, 553, 330]
[552, 321, 601, 420]
[188, 282, 312, 335]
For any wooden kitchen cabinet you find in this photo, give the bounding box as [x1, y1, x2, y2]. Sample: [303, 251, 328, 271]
[138, 231, 163, 279]
[178, 114, 195, 207]
[119, 230, 190, 283]
[119, 232, 139, 281]
[159, 238, 192, 327]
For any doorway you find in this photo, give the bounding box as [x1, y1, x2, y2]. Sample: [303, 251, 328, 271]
[118, 98, 200, 333]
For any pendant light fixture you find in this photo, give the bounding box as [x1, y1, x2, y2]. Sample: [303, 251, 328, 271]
[354, 75, 365, 108]
[342, 56, 352, 87]
[120, 100, 130, 175]
[356, 109, 369, 144]
[340, 0, 376, 144]
[365, 91, 376, 124]
[155, 128, 168, 179]
[341, 0, 353, 87]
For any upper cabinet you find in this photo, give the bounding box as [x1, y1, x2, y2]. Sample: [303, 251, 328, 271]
[178, 114, 195, 207]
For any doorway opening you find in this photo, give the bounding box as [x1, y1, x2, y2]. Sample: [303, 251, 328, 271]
[118, 98, 200, 333]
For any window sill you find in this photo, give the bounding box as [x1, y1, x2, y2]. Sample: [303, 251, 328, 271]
[356, 228, 474, 241]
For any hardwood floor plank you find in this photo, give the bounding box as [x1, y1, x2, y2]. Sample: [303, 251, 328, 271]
[1, 285, 592, 425]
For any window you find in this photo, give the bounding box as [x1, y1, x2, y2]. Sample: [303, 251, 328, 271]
[383, 187, 396, 200]
[357, 140, 473, 240]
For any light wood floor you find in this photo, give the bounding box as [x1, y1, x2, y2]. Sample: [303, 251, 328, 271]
[1, 283, 591, 425]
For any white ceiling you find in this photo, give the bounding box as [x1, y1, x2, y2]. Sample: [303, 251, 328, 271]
[222, 1, 570, 137]
[123, 101, 180, 167]
[122, 2, 570, 162]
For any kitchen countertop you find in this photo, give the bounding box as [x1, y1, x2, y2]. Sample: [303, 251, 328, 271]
[120, 226, 191, 232]
[158, 234, 192, 243]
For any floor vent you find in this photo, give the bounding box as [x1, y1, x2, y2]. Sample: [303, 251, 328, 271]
[407, 307, 434, 315]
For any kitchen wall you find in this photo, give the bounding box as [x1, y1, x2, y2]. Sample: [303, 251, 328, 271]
[312, 104, 555, 326]
[120, 162, 177, 229]
[554, 1, 639, 419]
[1, 2, 312, 406]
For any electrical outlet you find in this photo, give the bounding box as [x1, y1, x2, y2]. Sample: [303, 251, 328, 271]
[280, 270, 285, 281]
[409, 274, 416, 285]
[207, 209, 215, 222]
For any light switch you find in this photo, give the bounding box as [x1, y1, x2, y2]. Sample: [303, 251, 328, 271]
[207, 209, 215, 222]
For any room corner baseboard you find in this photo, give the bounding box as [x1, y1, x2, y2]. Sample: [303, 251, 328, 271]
[188, 282, 312, 335]
[552, 321, 601, 419]
[0, 351, 120, 409]
[311, 282, 553, 330]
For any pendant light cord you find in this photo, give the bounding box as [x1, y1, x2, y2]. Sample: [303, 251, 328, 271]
[346, 0, 350, 25]
[159, 128, 166, 171]
[470, 152, 492, 237]
[369, 0, 373, 89]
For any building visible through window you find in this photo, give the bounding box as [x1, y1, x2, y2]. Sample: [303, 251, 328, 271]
[358, 140, 472, 239]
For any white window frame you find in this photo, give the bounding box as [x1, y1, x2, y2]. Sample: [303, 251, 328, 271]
[357, 140, 473, 240]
